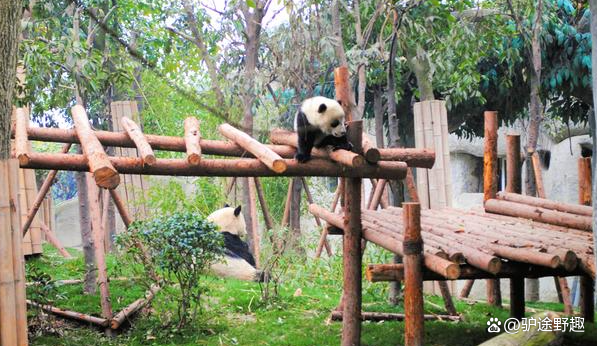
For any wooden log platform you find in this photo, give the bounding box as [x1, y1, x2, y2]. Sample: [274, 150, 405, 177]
[309, 204, 594, 281]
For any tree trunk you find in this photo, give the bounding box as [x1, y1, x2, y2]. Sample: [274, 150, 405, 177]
[409, 48, 434, 102]
[0, 0, 22, 159]
[525, 0, 544, 302]
[76, 147, 96, 294]
[290, 177, 303, 252]
[387, 31, 399, 149]
[589, 0, 597, 302]
[373, 86, 385, 148]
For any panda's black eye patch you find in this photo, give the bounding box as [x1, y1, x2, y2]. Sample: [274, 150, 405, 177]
[318, 103, 327, 113]
[330, 120, 340, 127]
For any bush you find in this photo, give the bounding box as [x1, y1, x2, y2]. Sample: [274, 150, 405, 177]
[117, 212, 225, 328]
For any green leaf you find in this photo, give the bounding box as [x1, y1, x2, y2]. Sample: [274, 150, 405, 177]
[246, 0, 256, 8]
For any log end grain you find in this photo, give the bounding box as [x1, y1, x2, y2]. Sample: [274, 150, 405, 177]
[488, 258, 502, 274]
[364, 148, 380, 164]
[444, 263, 461, 280]
[17, 153, 30, 166]
[94, 167, 121, 189]
[562, 250, 578, 272]
[272, 159, 288, 173]
[143, 154, 157, 166]
[187, 153, 202, 166]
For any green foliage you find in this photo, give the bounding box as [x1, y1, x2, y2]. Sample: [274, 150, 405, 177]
[117, 212, 225, 327]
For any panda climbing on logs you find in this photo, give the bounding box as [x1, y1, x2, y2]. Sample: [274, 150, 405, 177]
[294, 96, 352, 163]
[207, 204, 265, 282]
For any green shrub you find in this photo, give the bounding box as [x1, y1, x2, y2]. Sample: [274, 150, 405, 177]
[117, 212, 225, 328]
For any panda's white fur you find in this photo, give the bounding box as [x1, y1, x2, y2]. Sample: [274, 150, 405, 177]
[207, 206, 261, 281]
[294, 96, 346, 137]
[207, 206, 247, 238]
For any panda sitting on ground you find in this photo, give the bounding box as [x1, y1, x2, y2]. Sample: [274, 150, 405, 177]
[207, 204, 264, 282]
[294, 96, 352, 163]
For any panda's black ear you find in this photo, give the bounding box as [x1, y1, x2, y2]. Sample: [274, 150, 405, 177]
[318, 103, 327, 113]
[337, 100, 343, 106]
[224, 203, 230, 208]
[234, 205, 242, 216]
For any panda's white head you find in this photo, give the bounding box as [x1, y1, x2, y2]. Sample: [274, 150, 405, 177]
[301, 96, 346, 138]
[207, 205, 247, 238]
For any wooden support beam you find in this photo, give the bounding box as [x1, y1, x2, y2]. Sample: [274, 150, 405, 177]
[71, 105, 120, 189]
[342, 120, 363, 346]
[219, 123, 287, 173]
[506, 134, 524, 319]
[281, 179, 293, 227]
[40, 223, 72, 259]
[531, 152, 546, 198]
[86, 173, 113, 320]
[580, 276, 595, 322]
[21, 152, 408, 180]
[367, 179, 387, 211]
[21, 143, 71, 237]
[403, 202, 424, 346]
[120, 117, 155, 166]
[109, 188, 132, 228]
[253, 178, 274, 231]
[330, 311, 461, 322]
[301, 177, 332, 256]
[578, 158, 592, 206]
[460, 280, 475, 299]
[315, 182, 343, 259]
[14, 107, 30, 166]
[483, 111, 501, 308]
[509, 276, 525, 319]
[7, 159, 28, 346]
[269, 129, 435, 168]
[505, 134, 522, 194]
[183, 117, 202, 165]
[248, 177, 260, 267]
[438, 281, 457, 316]
[0, 160, 18, 346]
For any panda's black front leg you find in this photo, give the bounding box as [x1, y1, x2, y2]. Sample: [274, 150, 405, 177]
[295, 112, 314, 163]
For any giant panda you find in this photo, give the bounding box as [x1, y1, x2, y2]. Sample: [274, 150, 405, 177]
[294, 96, 352, 163]
[207, 205, 263, 281]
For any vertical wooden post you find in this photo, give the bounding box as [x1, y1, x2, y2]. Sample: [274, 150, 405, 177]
[403, 202, 423, 346]
[336, 64, 361, 346]
[483, 111, 502, 307]
[0, 161, 18, 346]
[85, 174, 113, 323]
[8, 160, 28, 346]
[580, 276, 595, 322]
[248, 177, 260, 267]
[342, 120, 363, 346]
[579, 158, 592, 206]
[506, 134, 525, 319]
[578, 157, 594, 322]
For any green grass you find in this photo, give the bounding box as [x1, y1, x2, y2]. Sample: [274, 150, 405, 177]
[28, 245, 597, 346]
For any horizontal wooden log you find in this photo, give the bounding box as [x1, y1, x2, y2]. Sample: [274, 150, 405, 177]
[328, 148, 366, 167]
[20, 153, 408, 179]
[71, 105, 120, 189]
[496, 192, 592, 217]
[485, 199, 592, 231]
[383, 208, 564, 270]
[363, 211, 501, 274]
[366, 263, 586, 282]
[26, 300, 109, 327]
[330, 311, 461, 322]
[219, 123, 287, 173]
[110, 285, 159, 329]
[269, 129, 435, 168]
[14, 107, 30, 165]
[309, 204, 460, 279]
[184, 117, 201, 165]
[120, 117, 155, 166]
